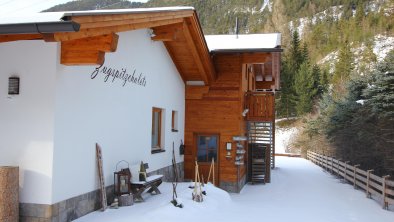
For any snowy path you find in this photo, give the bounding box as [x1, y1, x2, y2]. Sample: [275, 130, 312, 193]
[231, 156, 394, 222]
[75, 157, 394, 222]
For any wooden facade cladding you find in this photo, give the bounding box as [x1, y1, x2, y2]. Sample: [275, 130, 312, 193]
[184, 50, 279, 188]
[245, 92, 275, 122]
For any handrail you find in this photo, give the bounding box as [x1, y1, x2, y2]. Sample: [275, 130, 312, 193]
[307, 150, 394, 210]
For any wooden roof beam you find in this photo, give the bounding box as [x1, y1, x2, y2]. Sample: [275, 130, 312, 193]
[53, 18, 184, 41]
[182, 19, 209, 84]
[70, 10, 193, 24]
[60, 33, 118, 65]
[151, 23, 184, 42]
[77, 11, 192, 29]
[190, 15, 217, 82]
[61, 33, 118, 52]
[0, 34, 43, 43]
[61, 49, 104, 65]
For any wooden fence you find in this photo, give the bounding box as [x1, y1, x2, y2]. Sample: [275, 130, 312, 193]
[307, 151, 394, 210]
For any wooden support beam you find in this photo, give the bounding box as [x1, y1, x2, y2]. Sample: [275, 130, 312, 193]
[151, 23, 184, 42]
[53, 18, 184, 41]
[190, 16, 217, 82]
[78, 12, 192, 29]
[185, 86, 209, 100]
[241, 53, 272, 64]
[61, 33, 119, 52]
[70, 10, 193, 24]
[61, 49, 105, 65]
[0, 34, 43, 43]
[182, 20, 209, 84]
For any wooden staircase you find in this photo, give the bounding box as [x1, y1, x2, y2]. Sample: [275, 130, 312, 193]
[249, 143, 270, 183]
[248, 122, 275, 168]
[247, 122, 274, 183]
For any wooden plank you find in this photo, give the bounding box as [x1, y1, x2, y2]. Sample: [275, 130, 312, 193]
[370, 174, 383, 183]
[369, 180, 383, 191]
[356, 167, 368, 176]
[71, 10, 193, 23]
[152, 23, 185, 42]
[387, 196, 394, 205]
[61, 33, 119, 52]
[54, 18, 184, 41]
[96, 143, 107, 211]
[61, 49, 104, 65]
[78, 12, 191, 29]
[369, 187, 382, 196]
[182, 20, 209, 84]
[355, 174, 367, 183]
[0, 34, 43, 43]
[385, 188, 394, 196]
[186, 86, 209, 100]
[356, 181, 367, 190]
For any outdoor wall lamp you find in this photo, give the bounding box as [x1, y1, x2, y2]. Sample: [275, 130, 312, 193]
[8, 76, 20, 95]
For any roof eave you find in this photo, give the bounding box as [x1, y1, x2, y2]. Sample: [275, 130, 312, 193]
[210, 48, 283, 54]
[0, 21, 80, 35]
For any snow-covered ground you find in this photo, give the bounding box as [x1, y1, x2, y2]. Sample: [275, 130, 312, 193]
[75, 157, 394, 222]
[275, 127, 298, 154]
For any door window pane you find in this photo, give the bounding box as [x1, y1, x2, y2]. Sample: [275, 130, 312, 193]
[197, 135, 218, 162]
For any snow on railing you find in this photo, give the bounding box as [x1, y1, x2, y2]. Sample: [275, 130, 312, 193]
[307, 151, 394, 210]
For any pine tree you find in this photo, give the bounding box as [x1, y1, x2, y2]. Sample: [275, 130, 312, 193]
[289, 30, 303, 70]
[332, 41, 354, 98]
[294, 61, 318, 115]
[363, 50, 394, 119]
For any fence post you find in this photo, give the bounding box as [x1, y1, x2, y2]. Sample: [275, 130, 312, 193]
[344, 161, 350, 181]
[330, 157, 334, 174]
[337, 159, 341, 177]
[366, 169, 374, 198]
[382, 175, 390, 210]
[353, 164, 360, 189]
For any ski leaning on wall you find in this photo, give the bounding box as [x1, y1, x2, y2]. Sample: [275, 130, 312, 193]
[96, 143, 107, 211]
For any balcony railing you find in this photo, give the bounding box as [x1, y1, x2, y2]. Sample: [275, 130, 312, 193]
[245, 92, 275, 121]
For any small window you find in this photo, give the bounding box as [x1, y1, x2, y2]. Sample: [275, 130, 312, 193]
[171, 110, 178, 132]
[152, 107, 163, 152]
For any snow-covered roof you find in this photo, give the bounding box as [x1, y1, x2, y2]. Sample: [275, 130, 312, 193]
[205, 33, 281, 52]
[0, 6, 194, 25]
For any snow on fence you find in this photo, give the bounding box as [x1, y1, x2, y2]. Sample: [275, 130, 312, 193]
[307, 151, 394, 210]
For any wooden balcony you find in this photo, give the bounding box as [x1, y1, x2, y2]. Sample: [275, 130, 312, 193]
[245, 92, 275, 121]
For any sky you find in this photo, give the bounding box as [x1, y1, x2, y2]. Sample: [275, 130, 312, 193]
[0, 0, 149, 18]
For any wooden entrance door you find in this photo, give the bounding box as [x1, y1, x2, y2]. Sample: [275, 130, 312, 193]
[195, 134, 219, 186]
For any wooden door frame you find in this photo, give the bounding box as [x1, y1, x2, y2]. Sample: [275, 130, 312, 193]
[193, 133, 220, 185]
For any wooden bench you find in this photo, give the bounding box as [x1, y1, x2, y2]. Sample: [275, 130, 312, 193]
[131, 174, 163, 202]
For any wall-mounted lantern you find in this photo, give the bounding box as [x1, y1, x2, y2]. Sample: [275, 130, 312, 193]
[8, 77, 20, 95]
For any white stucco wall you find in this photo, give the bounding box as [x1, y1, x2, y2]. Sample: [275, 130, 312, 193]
[0, 41, 57, 204]
[51, 29, 185, 203]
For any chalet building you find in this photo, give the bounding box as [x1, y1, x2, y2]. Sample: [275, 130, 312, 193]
[0, 7, 281, 221]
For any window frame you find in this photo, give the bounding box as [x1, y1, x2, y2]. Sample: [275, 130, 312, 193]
[196, 134, 219, 163]
[171, 110, 178, 132]
[151, 107, 163, 153]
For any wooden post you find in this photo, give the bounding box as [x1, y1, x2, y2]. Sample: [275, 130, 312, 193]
[382, 175, 390, 210]
[337, 159, 341, 177]
[366, 170, 373, 198]
[96, 143, 107, 211]
[353, 164, 360, 189]
[344, 161, 350, 181]
[330, 157, 334, 174]
[212, 158, 215, 186]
